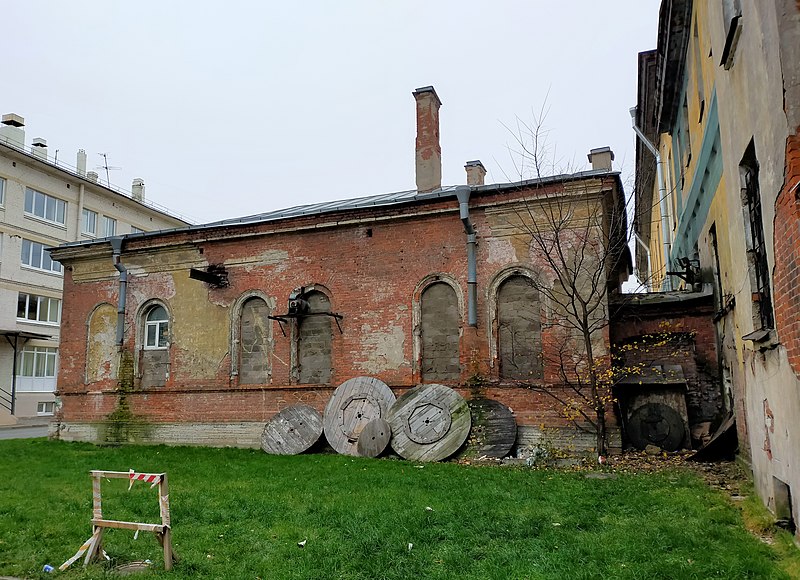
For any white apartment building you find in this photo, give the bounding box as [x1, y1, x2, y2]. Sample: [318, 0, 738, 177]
[0, 113, 189, 424]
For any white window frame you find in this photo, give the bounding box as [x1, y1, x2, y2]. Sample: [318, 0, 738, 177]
[24, 187, 67, 226]
[144, 306, 169, 349]
[16, 346, 58, 393]
[17, 292, 61, 325]
[37, 401, 55, 416]
[130, 226, 144, 234]
[21, 238, 62, 274]
[102, 216, 117, 237]
[0, 176, 5, 206]
[82, 208, 97, 236]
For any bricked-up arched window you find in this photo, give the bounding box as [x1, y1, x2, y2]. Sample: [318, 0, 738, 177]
[496, 275, 543, 380]
[139, 302, 170, 388]
[297, 290, 332, 384]
[239, 297, 271, 385]
[420, 282, 460, 381]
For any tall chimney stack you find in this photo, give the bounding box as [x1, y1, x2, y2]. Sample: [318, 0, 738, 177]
[76, 149, 87, 176]
[465, 160, 486, 186]
[31, 138, 48, 160]
[132, 178, 145, 201]
[587, 146, 614, 171]
[0, 113, 25, 148]
[413, 86, 442, 193]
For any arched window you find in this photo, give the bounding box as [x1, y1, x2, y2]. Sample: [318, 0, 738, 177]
[139, 302, 170, 387]
[496, 275, 542, 380]
[420, 282, 460, 381]
[239, 297, 270, 384]
[297, 290, 332, 384]
[145, 305, 169, 349]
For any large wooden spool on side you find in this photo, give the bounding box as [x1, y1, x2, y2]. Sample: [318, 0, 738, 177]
[460, 398, 517, 459]
[324, 376, 396, 456]
[388, 384, 471, 462]
[261, 405, 323, 455]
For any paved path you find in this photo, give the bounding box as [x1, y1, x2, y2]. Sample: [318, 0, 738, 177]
[0, 424, 49, 440]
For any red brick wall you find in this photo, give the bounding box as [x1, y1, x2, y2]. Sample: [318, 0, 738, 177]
[773, 128, 800, 377]
[610, 300, 722, 432]
[56, 178, 622, 444]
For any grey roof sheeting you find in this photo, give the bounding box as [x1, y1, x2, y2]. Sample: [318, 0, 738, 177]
[53, 168, 619, 250]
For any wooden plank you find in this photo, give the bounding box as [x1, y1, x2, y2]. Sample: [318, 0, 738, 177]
[356, 418, 391, 458]
[458, 398, 517, 459]
[323, 376, 396, 456]
[261, 405, 323, 455]
[388, 384, 471, 462]
[92, 519, 165, 533]
[90, 470, 166, 479]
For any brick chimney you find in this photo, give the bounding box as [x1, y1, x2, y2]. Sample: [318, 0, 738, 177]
[465, 160, 486, 186]
[413, 86, 442, 193]
[587, 146, 614, 171]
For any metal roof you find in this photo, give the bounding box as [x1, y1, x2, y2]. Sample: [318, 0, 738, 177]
[52, 168, 619, 250]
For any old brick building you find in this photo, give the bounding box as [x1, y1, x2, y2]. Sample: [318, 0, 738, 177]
[50, 87, 629, 455]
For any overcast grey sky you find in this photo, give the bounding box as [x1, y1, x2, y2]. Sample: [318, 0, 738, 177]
[7, 1, 660, 224]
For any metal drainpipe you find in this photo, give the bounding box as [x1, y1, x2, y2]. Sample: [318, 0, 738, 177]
[455, 185, 477, 326]
[109, 237, 128, 346]
[630, 107, 672, 291]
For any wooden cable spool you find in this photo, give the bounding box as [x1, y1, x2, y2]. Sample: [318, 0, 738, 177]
[356, 418, 391, 458]
[387, 384, 471, 462]
[323, 376, 396, 456]
[261, 405, 323, 455]
[460, 398, 517, 459]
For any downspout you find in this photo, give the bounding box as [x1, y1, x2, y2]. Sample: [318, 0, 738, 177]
[109, 237, 127, 346]
[455, 185, 477, 326]
[630, 107, 672, 291]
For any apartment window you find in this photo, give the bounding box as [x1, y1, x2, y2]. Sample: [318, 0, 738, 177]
[82, 208, 97, 236]
[0, 176, 5, 205]
[21, 239, 62, 274]
[145, 305, 169, 349]
[17, 293, 61, 324]
[741, 140, 773, 331]
[37, 401, 55, 416]
[24, 187, 66, 226]
[18, 346, 58, 378]
[102, 216, 117, 237]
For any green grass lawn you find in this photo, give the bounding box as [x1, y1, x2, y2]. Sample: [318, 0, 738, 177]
[0, 439, 789, 579]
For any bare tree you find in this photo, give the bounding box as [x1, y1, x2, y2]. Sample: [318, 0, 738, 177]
[499, 106, 637, 458]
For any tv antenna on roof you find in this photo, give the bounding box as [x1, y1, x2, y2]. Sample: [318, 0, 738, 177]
[96, 153, 122, 187]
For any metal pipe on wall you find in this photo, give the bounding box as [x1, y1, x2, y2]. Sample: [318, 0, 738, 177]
[630, 107, 672, 291]
[455, 185, 478, 326]
[109, 237, 128, 346]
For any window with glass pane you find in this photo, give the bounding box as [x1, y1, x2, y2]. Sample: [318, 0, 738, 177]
[82, 208, 97, 235]
[18, 347, 58, 377]
[0, 177, 5, 205]
[145, 305, 169, 348]
[20, 239, 62, 273]
[24, 188, 67, 225]
[102, 216, 117, 237]
[16, 293, 60, 324]
[131, 226, 144, 234]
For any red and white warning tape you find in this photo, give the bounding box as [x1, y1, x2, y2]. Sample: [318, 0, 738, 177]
[128, 469, 162, 490]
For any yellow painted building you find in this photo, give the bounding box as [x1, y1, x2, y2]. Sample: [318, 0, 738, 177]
[634, 0, 800, 536]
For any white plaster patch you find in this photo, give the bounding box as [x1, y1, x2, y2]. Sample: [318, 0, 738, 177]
[356, 325, 406, 374]
[486, 237, 517, 264]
